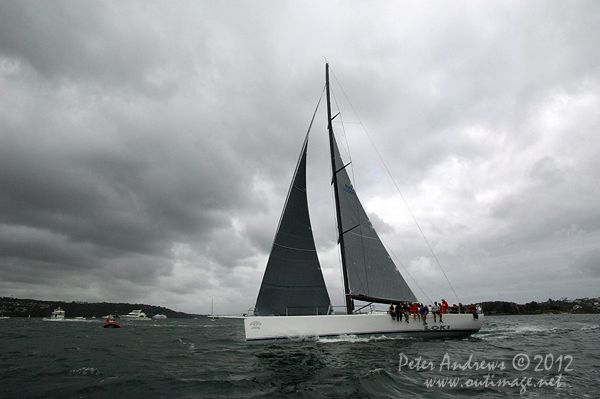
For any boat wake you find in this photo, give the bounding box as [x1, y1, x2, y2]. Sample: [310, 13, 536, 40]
[317, 333, 417, 344]
[42, 318, 99, 323]
[478, 318, 596, 341]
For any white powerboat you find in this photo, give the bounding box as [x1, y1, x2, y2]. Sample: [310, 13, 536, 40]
[43, 307, 66, 321]
[120, 310, 150, 320]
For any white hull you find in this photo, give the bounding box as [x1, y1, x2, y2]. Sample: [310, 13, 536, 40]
[121, 310, 150, 320]
[44, 308, 66, 321]
[244, 312, 484, 342]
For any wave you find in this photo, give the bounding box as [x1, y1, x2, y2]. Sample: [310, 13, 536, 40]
[576, 323, 600, 331]
[317, 333, 417, 344]
[42, 318, 100, 323]
[69, 367, 101, 376]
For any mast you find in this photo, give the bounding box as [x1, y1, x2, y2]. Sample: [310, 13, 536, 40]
[326, 63, 354, 315]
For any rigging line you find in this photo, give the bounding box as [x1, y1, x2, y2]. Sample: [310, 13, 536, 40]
[330, 176, 347, 308]
[269, 87, 325, 250]
[329, 84, 353, 176]
[330, 68, 461, 304]
[378, 235, 432, 305]
[330, 79, 371, 297]
[326, 86, 348, 309]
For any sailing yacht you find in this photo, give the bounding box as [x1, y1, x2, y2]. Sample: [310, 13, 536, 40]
[243, 64, 484, 341]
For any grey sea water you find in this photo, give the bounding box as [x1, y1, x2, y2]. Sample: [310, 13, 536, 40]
[1, 314, 598, 398]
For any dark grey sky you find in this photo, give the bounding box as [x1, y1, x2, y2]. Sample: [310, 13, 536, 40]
[1, 1, 599, 314]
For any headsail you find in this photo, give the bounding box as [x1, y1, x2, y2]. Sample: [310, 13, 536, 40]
[331, 136, 418, 305]
[254, 134, 332, 316]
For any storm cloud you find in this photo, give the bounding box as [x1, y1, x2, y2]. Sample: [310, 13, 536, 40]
[1, 1, 599, 314]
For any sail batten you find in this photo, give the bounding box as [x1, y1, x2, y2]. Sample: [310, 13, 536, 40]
[272, 243, 318, 252]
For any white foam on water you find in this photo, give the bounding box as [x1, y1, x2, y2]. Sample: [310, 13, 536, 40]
[70, 367, 101, 376]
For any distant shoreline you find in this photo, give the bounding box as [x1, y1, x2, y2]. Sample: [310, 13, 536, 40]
[484, 312, 592, 316]
[480, 298, 600, 315]
[0, 296, 202, 319]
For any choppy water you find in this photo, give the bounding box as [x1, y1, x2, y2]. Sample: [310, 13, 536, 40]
[1, 314, 599, 398]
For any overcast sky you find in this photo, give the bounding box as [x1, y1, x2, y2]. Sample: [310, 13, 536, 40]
[1, 1, 599, 315]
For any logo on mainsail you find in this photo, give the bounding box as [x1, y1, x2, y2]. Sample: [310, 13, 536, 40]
[343, 184, 356, 195]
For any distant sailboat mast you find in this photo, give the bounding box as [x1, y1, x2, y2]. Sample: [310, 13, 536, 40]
[211, 298, 216, 321]
[326, 63, 353, 315]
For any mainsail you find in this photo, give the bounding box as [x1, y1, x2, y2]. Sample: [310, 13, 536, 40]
[331, 136, 418, 305]
[325, 64, 416, 309]
[254, 134, 332, 316]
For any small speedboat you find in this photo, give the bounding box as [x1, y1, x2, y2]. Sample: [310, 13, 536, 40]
[103, 317, 121, 328]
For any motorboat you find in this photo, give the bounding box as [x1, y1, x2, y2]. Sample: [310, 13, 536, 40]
[120, 310, 150, 320]
[43, 307, 66, 321]
[103, 316, 121, 328]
